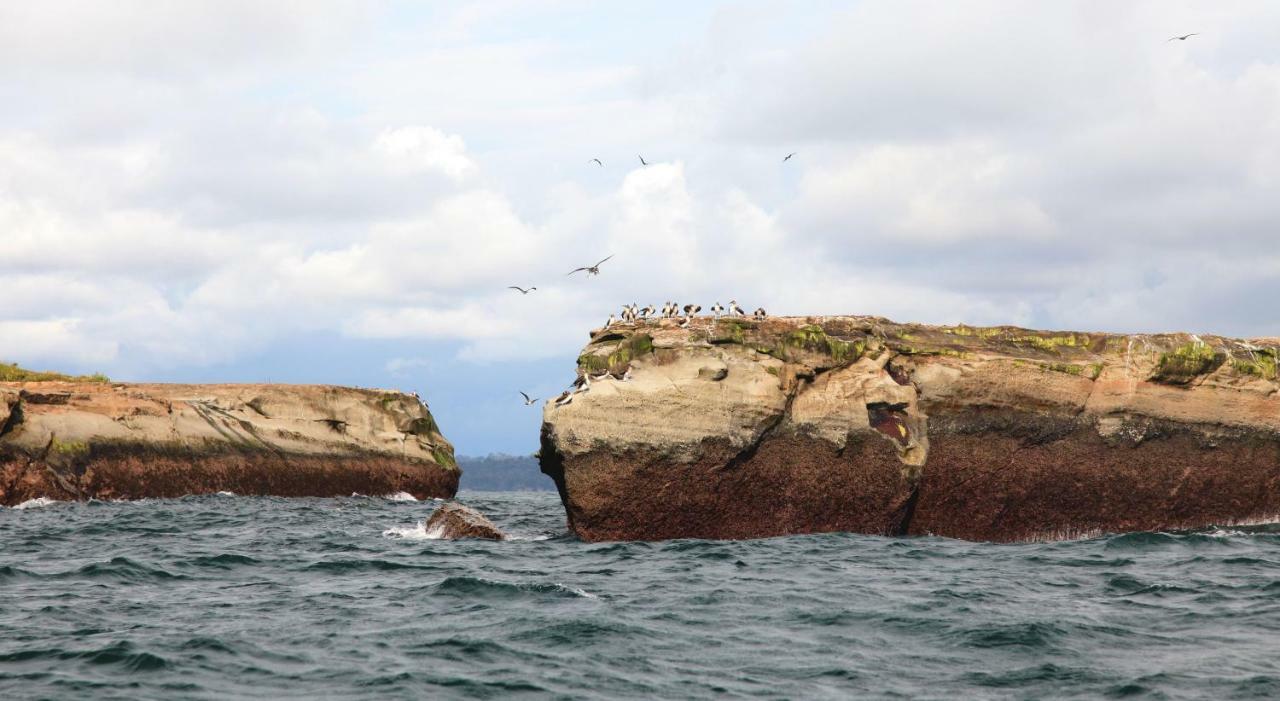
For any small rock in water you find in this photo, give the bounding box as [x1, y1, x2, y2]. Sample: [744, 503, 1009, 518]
[425, 502, 505, 540]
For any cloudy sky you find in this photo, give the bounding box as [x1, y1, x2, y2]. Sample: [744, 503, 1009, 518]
[2, 1, 1279, 454]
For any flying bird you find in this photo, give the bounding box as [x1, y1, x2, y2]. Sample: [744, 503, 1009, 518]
[1168, 33, 1199, 41]
[568, 255, 614, 276]
[519, 391, 538, 405]
[638, 155, 649, 166]
[590, 158, 603, 166]
[783, 152, 796, 162]
[508, 286, 537, 294]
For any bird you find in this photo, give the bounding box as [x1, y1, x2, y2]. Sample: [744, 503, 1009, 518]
[711, 302, 725, 319]
[620, 367, 633, 382]
[753, 307, 768, 321]
[604, 313, 616, 329]
[1168, 33, 1198, 41]
[568, 255, 614, 276]
[590, 158, 603, 166]
[520, 391, 538, 405]
[729, 300, 745, 317]
[638, 155, 649, 166]
[783, 152, 796, 162]
[552, 390, 573, 407]
[574, 372, 593, 393]
[508, 286, 536, 294]
[641, 304, 655, 318]
[593, 370, 614, 382]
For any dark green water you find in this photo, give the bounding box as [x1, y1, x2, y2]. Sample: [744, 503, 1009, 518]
[2, 491, 1279, 700]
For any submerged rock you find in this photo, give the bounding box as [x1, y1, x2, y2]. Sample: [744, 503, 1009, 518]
[425, 502, 505, 540]
[0, 382, 459, 505]
[541, 315, 1280, 542]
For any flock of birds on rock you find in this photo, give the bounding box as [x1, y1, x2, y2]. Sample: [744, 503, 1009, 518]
[513, 30, 1203, 407]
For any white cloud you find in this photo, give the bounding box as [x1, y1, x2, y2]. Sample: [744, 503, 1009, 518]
[373, 126, 477, 181]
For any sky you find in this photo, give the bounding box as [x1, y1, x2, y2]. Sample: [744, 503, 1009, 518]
[2, 1, 1280, 455]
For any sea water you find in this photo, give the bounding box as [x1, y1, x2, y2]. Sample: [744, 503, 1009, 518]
[2, 491, 1279, 699]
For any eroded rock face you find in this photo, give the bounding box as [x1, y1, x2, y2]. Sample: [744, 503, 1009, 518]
[540, 316, 1280, 542]
[0, 382, 458, 505]
[424, 502, 505, 540]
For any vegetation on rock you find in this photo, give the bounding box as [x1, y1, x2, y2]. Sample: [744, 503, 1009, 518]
[0, 363, 109, 383]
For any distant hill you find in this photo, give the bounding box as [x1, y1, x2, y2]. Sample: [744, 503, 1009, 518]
[457, 453, 553, 491]
[0, 362, 109, 383]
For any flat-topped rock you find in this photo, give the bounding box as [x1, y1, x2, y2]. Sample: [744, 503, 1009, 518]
[0, 382, 458, 505]
[540, 315, 1280, 542]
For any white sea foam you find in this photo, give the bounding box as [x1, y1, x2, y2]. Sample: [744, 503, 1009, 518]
[216, 491, 236, 497]
[383, 491, 417, 502]
[13, 497, 60, 510]
[382, 521, 446, 540]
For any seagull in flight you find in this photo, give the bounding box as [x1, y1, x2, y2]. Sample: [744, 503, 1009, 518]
[519, 391, 538, 406]
[1168, 33, 1199, 41]
[638, 155, 649, 166]
[508, 286, 537, 294]
[568, 255, 614, 276]
[590, 158, 603, 166]
[783, 152, 796, 162]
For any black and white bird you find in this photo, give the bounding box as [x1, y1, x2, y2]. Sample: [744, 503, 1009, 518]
[641, 305, 655, 319]
[711, 302, 725, 319]
[568, 255, 614, 277]
[604, 313, 616, 329]
[729, 300, 745, 317]
[590, 158, 604, 166]
[593, 370, 614, 382]
[574, 372, 593, 393]
[519, 391, 538, 405]
[553, 390, 573, 407]
[638, 155, 649, 166]
[753, 307, 768, 321]
[508, 286, 536, 295]
[1168, 33, 1199, 41]
[783, 152, 796, 162]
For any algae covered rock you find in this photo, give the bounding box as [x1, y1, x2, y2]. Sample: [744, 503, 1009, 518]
[425, 502, 505, 540]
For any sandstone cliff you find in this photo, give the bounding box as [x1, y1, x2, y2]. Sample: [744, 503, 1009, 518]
[0, 382, 457, 505]
[540, 316, 1280, 542]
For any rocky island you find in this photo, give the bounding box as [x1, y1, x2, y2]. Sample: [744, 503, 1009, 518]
[1, 378, 457, 505]
[540, 316, 1280, 542]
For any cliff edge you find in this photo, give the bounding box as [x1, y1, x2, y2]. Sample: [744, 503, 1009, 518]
[0, 382, 457, 505]
[540, 316, 1280, 542]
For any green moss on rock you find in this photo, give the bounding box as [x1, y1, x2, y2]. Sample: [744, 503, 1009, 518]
[1151, 342, 1225, 385]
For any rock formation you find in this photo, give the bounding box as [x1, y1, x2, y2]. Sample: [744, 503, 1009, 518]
[0, 382, 457, 505]
[424, 502, 506, 540]
[540, 316, 1280, 542]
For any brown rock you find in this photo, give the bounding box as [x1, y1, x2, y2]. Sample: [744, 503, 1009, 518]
[0, 382, 459, 505]
[541, 316, 1280, 542]
[424, 502, 505, 540]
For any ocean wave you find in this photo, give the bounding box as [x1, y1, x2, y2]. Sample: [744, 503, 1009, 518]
[383, 521, 446, 540]
[13, 496, 61, 510]
[216, 491, 236, 497]
[383, 491, 418, 502]
[433, 575, 597, 600]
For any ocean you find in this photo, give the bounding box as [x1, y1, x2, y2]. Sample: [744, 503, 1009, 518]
[2, 491, 1278, 700]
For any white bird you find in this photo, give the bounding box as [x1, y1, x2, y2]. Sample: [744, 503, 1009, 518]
[621, 367, 633, 382]
[553, 390, 573, 407]
[593, 370, 614, 382]
[711, 302, 725, 319]
[641, 305, 655, 318]
[508, 286, 536, 294]
[574, 372, 593, 393]
[568, 255, 614, 276]
[604, 314, 616, 329]
[520, 391, 538, 405]
[729, 300, 745, 317]
[753, 307, 768, 321]
[1168, 33, 1199, 41]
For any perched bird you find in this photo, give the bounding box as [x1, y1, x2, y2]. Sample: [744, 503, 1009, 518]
[783, 152, 796, 162]
[590, 158, 604, 166]
[679, 315, 691, 328]
[508, 286, 536, 294]
[604, 313, 616, 329]
[753, 307, 768, 321]
[568, 255, 614, 276]
[593, 370, 614, 382]
[729, 300, 745, 317]
[574, 372, 593, 393]
[1168, 33, 1199, 41]
[620, 367, 633, 382]
[520, 391, 538, 406]
[638, 155, 649, 166]
[711, 302, 725, 319]
[553, 390, 573, 407]
[641, 305, 655, 318]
